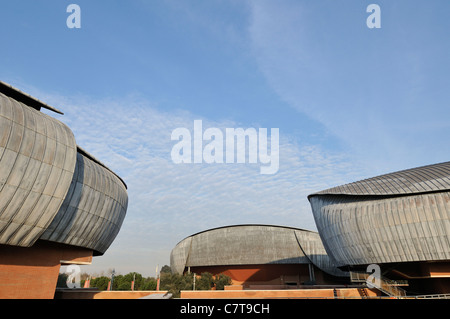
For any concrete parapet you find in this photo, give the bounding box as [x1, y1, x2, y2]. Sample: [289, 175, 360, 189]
[0, 240, 93, 299]
[180, 288, 382, 299]
[180, 289, 336, 299]
[55, 289, 170, 299]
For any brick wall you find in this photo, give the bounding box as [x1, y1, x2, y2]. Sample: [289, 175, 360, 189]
[0, 240, 93, 299]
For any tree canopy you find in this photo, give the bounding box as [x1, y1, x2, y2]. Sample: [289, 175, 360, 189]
[57, 265, 231, 298]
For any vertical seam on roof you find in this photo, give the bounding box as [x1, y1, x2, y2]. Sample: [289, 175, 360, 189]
[1, 100, 26, 244]
[420, 165, 449, 189]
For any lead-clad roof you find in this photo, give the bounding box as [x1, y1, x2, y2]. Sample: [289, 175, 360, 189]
[0, 81, 128, 255]
[0, 81, 64, 115]
[309, 161, 450, 197]
[170, 224, 348, 278]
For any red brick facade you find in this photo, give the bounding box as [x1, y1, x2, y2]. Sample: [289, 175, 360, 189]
[0, 240, 93, 299]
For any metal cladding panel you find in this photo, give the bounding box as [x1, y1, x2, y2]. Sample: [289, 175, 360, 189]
[41, 152, 128, 255]
[0, 81, 64, 115]
[170, 237, 192, 275]
[293, 230, 348, 277]
[186, 226, 309, 267]
[170, 225, 347, 277]
[309, 192, 450, 267]
[0, 92, 77, 247]
[310, 161, 450, 197]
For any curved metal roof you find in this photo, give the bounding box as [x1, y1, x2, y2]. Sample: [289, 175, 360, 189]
[0, 81, 64, 115]
[308, 161, 450, 267]
[173, 223, 315, 246]
[0, 92, 77, 247]
[0, 82, 128, 255]
[170, 224, 348, 278]
[309, 161, 450, 198]
[41, 152, 128, 255]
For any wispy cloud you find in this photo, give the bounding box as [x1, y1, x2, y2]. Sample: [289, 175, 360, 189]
[18, 84, 364, 276]
[247, 0, 450, 173]
[3, 1, 448, 278]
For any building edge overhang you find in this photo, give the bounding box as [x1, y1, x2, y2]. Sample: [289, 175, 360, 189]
[0, 81, 64, 115]
[77, 145, 128, 190]
[171, 223, 348, 278]
[0, 81, 127, 190]
[307, 161, 450, 201]
[173, 223, 318, 248]
[307, 188, 450, 202]
[0, 82, 128, 255]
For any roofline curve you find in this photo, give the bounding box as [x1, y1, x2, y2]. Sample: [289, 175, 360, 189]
[308, 161, 450, 199]
[0, 81, 64, 115]
[77, 146, 128, 189]
[174, 224, 317, 247]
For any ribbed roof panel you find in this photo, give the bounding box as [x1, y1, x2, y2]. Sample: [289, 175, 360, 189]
[309, 161, 450, 197]
[170, 224, 348, 277]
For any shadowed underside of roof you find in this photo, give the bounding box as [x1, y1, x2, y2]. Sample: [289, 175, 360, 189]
[0, 81, 128, 255]
[0, 81, 63, 115]
[309, 161, 450, 198]
[170, 224, 348, 278]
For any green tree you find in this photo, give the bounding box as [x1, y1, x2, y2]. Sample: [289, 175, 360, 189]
[125, 272, 143, 290]
[141, 277, 158, 290]
[160, 265, 172, 274]
[87, 272, 159, 291]
[56, 273, 69, 288]
[113, 274, 126, 290]
[214, 273, 232, 290]
[196, 272, 214, 290]
[57, 269, 231, 294]
[159, 271, 232, 297]
[160, 272, 193, 298]
[193, 272, 231, 290]
[90, 276, 110, 290]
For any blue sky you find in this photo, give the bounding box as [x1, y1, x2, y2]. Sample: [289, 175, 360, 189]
[1, 1, 449, 277]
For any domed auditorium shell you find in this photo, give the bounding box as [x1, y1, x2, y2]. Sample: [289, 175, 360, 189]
[0, 81, 128, 255]
[170, 224, 348, 286]
[308, 162, 450, 268]
[0, 81, 128, 298]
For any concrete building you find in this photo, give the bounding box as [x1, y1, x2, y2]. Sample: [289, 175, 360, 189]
[170, 224, 349, 288]
[0, 81, 128, 298]
[308, 161, 450, 295]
